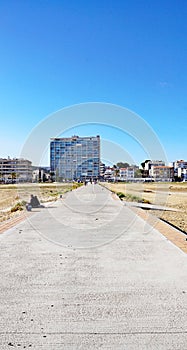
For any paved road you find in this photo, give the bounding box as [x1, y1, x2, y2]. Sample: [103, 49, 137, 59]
[0, 184, 187, 349]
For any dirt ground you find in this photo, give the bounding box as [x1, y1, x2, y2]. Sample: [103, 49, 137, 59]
[0, 183, 74, 224]
[1, 182, 186, 234]
[102, 182, 187, 233]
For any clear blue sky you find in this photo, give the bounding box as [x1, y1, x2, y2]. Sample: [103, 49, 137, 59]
[0, 0, 186, 166]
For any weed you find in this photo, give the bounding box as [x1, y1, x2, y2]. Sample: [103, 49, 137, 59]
[116, 192, 151, 204]
[11, 202, 24, 212]
[116, 192, 126, 200]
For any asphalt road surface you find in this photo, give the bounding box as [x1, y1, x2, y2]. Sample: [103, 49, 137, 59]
[0, 184, 187, 349]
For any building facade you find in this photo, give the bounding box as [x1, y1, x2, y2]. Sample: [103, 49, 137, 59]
[0, 158, 32, 183]
[99, 162, 106, 179]
[149, 165, 174, 181]
[103, 167, 115, 181]
[50, 135, 100, 181]
[173, 160, 187, 181]
[32, 167, 51, 183]
[119, 167, 134, 180]
[141, 160, 165, 178]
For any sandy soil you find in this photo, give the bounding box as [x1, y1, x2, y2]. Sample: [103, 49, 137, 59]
[1, 182, 186, 233]
[102, 182, 187, 233]
[0, 183, 74, 224]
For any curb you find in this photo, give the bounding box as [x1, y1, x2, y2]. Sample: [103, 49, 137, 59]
[130, 206, 187, 254]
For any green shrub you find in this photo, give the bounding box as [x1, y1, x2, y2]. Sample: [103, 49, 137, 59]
[116, 192, 126, 200]
[116, 192, 151, 204]
[141, 198, 151, 204]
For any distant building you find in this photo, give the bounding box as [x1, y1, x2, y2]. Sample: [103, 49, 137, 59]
[103, 167, 114, 181]
[141, 160, 165, 178]
[0, 158, 32, 183]
[173, 160, 187, 181]
[50, 135, 100, 181]
[103, 166, 136, 182]
[149, 165, 174, 181]
[119, 167, 134, 180]
[32, 166, 51, 182]
[99, 162, 106, 178]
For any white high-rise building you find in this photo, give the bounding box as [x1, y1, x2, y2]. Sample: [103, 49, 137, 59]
[50, 135, 100, 181]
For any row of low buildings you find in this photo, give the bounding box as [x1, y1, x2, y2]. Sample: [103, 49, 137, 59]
[101, 161, 187, 182]
[0, 136, 186, 182]
[141, 159, 187, 182]
[102, 166, 136, 181]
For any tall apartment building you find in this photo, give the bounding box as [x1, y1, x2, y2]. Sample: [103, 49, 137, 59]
[50, 135, 100, 181]
[0, 158, 32, 183]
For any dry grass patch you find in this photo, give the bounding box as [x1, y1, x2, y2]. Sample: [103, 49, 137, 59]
[0, 183, 78, 224]
[101, 182, 187, 233]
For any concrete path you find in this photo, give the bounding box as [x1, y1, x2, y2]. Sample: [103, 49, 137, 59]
[0, 184, 187, 349]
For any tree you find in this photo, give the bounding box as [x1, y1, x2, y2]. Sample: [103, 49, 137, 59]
[42, 173, 47, 182]
[134, 169, 142, 178]
[116, 162, 130, 168]
[11, 172, 17, 183]
[49, 171, 55, 182]
[141, 160, 151, 169]
[114, 167, 120, 182]
[140, 160, 151, 178]
[0, 172, 4, 183]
